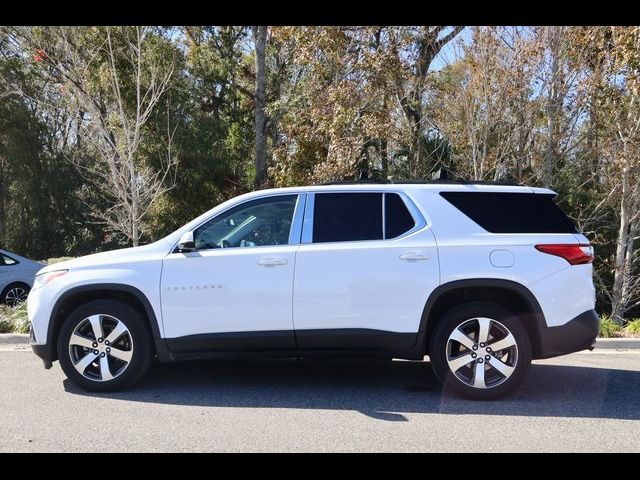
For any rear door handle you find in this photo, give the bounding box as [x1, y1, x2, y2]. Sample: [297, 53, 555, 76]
[258, 257, 288, 266]
[399, 252, 430, 261]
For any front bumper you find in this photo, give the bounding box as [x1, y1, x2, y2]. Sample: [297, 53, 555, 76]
[31, 343, 53, 369]
[537, 309, 599, 359]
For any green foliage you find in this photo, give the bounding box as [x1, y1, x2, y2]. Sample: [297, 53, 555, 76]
[623, 319, 640, 336]
[599, 315, 623, 338]
[0, 303, 29, 334]
[46, 257, 74, 265]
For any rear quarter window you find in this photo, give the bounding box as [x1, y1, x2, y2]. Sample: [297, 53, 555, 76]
[439, 192, 578, 234]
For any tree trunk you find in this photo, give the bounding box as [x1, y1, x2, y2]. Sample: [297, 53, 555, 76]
[253, 26, 268, 189]
[543, 26, 562, 188]
[129, 158, 140, 247]
[611, 160, 631, 324]
[0, 174, 5, 246]
[380, 137, 388, 178]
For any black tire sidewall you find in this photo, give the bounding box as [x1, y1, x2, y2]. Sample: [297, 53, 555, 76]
[429, 302, 532, 400]
[57, 299, 153, 392]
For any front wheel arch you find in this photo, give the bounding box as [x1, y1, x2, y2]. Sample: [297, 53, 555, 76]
[47, 284, 169, 363]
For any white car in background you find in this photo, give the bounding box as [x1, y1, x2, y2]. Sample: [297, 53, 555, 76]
[0, 249, 44, 306]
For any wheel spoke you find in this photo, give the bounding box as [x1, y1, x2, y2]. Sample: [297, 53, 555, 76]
[69, 333, 94, 349]
[73, 352, 96, 375]
[108, 346, 132, 363]
[473, 362, 486, 388]
[449, 328, 476, 350]
[105, 320, 128, 345]
[88, 315, 104, 341]
[477, 317, 491, 344]
[488, 333, 516, 352]
[99, 356, 113, 381]
[489, 356, 515, 378]
[448, 353, 475, 373]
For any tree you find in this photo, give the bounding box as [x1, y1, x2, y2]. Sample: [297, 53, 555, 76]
[253, 26, 268, 188]
[3, 26, 178, 246]
[591, 26, 640, 322]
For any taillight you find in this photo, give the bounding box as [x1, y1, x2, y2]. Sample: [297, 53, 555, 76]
[535, 244, 594, 265]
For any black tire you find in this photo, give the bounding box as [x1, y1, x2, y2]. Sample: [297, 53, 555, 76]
[1, 282, 30, 306]
[429, 302, 532, 400]
[57, 299, 153, 392]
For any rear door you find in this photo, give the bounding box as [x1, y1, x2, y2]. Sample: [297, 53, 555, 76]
[292, 191, 439, 352]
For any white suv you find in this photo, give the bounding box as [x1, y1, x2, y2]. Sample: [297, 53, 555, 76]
[28, 182, 598, 400]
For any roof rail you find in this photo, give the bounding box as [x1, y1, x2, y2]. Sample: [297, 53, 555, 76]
[318, 179, 524, 187]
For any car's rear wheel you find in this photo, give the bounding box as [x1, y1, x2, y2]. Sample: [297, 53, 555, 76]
[429, 302, 532, 400]
[1, 282, 30, 306]
[57, 299, 153, 392]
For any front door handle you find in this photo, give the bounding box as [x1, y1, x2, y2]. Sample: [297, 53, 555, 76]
[399, 252, 430, 261]
[258, 257, 288, 266]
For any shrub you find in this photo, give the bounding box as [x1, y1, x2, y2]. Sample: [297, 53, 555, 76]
[46, 257, 74, 265]
[623, 319, 640, 336]
[0, 303, 29, 334]
[599, 315, 623, 338]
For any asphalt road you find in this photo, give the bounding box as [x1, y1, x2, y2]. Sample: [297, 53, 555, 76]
[1, 345, 638, 452]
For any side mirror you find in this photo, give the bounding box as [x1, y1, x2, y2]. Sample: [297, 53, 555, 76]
[177, 231, 195, 252]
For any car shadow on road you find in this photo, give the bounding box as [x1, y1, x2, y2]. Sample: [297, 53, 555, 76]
[64, 358, 640, 422]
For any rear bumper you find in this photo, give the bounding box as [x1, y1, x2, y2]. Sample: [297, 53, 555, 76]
[536, 309, 599, 359]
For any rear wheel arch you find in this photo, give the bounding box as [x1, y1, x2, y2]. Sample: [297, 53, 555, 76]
[420, 279, 545, 358]
[48, 284, 166, 362]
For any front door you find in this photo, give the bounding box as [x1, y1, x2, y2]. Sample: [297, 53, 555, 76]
[161, 194, 304, 352]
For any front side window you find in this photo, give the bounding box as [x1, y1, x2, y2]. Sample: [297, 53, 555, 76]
[313, 193, 383, 243]
[0, 253, 18, 266]
[194, 195, 298, 250]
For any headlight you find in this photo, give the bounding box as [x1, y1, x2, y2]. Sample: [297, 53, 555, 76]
[32, 270, 68, 290]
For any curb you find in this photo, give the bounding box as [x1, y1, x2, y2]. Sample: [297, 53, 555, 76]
[0, 333, 29, 344]
[1, 333, 639, 349]
[594, 338, 640, 350]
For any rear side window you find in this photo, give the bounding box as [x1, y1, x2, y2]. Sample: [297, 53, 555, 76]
[0, 253, 18, 266]
[440, 192, 577, 234]
[313, 193, 383, 243]
[385, 193, 416, 238]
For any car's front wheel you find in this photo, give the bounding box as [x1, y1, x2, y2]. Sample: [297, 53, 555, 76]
[429, 302, 532, 400]
[1, 282, 30, 306]
[57, 299, 153, 392]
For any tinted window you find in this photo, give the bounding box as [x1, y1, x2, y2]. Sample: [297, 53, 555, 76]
[440, 192, 578, 234]
[313, 193, 383, 243]
[385, 193, 416, 238]
[194, 195, 298, 250]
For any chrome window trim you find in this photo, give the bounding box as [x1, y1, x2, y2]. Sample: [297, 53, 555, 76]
[288, 193, 307, 245]
[300, 192, 315, 244]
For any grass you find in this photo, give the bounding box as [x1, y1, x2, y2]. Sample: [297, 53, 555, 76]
[599, 315, 623, 338]
[0, 303, 29, 334]
[623, 319, 640, 336]
[45, 256, 73, 265]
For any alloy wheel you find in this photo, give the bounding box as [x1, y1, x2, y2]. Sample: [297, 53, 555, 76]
[68, 314, 134, 382]
[5, 287, 28, 307]
[446, 317, 518, 389]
